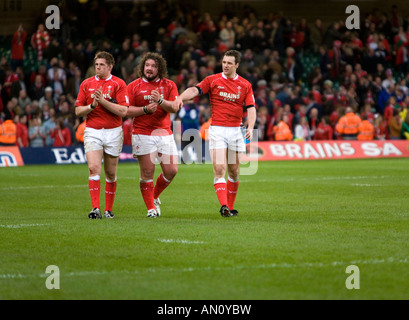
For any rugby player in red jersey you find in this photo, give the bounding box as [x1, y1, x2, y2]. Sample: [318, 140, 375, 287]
[126, 52, 180, 218]
[75, 51, 129, 219]
[175, 50, 256, 217]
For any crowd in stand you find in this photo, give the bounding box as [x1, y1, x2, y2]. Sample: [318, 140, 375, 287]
[1, 0, 409, 148]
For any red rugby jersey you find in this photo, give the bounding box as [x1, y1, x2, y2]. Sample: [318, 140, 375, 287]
[75, 75, 129, 129]
[127, 77, 179, 135]
[196, 73, 255, 127]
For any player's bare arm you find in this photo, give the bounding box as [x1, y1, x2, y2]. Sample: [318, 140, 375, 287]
[246, 106, 257, 140]
[94, 88, 128, 117]
[175, 87, 200, 109]
[151, 89, 179, 113]
[126, 102, 157, 117]
[75, 95, 98, 117]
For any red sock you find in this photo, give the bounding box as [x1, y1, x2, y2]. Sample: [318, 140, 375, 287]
[88, 178, 100, 209]
[153, 173, 171, 199]
[227, 179, 239, 210]
[140, 180, 155, 210]
[214, 182, 228, 207]
[104, 179, 117, 212]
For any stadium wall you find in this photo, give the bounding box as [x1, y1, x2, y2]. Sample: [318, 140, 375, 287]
[1, 140, 409, 167]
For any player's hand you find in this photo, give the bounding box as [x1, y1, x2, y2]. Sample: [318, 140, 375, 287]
[173, 98, 183, 111]
[93, 86, 103, 107]
[146, 102, 157, 114]
[151, 89, 161, 103]
[246, 128, 253, 141]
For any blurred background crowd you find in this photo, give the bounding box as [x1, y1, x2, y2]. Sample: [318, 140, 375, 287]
[1, 0, 409, 148]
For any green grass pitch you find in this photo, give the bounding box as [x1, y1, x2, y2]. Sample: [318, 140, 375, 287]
[1, 158, 409, 300]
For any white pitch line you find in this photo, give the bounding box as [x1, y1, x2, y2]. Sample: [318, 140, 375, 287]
[1, 256, 408, 280]
[0, 185, 86, 191]
[0, 223, 50, 229]
[158, 238, 204, 244]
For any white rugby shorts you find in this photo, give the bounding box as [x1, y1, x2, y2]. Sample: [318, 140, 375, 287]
[84, 126, 124, 157]
[132, 134, 178, 157]
[208, 125, 245, 152]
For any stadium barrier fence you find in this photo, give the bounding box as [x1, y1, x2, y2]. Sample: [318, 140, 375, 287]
[1, 140, 409, 167]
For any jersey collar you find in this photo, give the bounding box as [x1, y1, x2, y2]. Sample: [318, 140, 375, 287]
[222, 72, 238, 80]
[142, 77, 161, 83]
[95, 74, 113, 81]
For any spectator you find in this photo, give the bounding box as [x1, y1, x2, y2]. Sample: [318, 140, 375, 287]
[313, 116, 333, 140]
[272, 114, 293, 141]
[65, 67, 84, 97]
[17, 89, 31, 111]
[0, 115, 17, 146]
[39, 87, 55, 110]
[377, 84, 394, 113]
[30, 74, 45, 101]
[384, 96, 397, 123]
[219, 20, 235, 49]
[357, 115, 375, 140]
[74, 119, 86, 145]
[309, 18, 324, 53]
[255, 107, 269, 141]
[40, 109, 56, 147]
[28, 117, 44, 147]
[15, 114, 29, 147]
[388, 108, 402, 139]
[50, 117, 72, 147]
[294, 116, 311, 141]
[360, 102, 375, 124]
[11, 24, 27, 71]
[31, 24, 50, 61]
[381, 68, 396, 89]
[336, 106, 361, 140]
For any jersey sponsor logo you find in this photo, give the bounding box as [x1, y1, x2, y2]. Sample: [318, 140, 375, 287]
[219, 91, 240, 101]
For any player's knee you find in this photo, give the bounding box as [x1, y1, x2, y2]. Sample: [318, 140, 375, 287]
[105, 172, 116, 182]
[88, 164, 101, 176]
[165, 167, 178, 180]
[141, 167, 155, 180]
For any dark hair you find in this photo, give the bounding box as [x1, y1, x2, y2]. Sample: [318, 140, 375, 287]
[94, 51, 115, 66]
[137, 52, 168, 79]
[223, 50, 241, 64]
